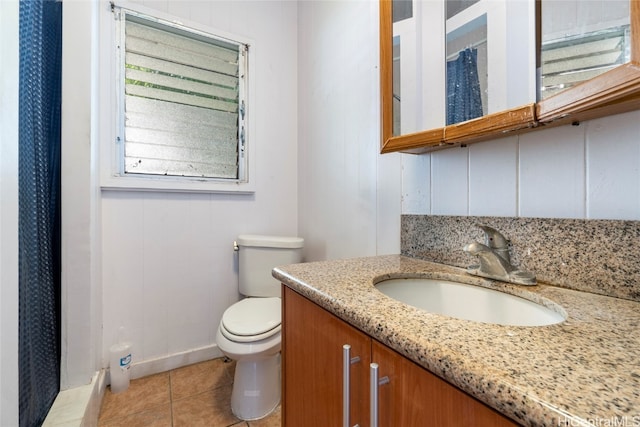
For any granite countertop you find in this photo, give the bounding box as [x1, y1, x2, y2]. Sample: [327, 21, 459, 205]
[273, 255, 640, 427]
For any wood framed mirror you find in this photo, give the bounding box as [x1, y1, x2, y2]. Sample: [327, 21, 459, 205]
[380, 0, 640, 154]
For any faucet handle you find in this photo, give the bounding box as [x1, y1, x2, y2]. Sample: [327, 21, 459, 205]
[477, 225, 509, 249]
[476, 225, 510, 263]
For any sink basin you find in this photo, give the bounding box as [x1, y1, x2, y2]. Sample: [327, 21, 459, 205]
[374, 278, 565, 326]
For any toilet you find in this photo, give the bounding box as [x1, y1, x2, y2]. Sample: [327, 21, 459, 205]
[216, 234, 303, 420]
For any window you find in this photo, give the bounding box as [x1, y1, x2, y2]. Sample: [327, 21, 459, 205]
[540, 0, 630, 100]
[540, 27, 630, 99]
[104, 6, 252, 192]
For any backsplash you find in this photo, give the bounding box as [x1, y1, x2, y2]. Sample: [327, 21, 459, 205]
[401, 215, 640, 302]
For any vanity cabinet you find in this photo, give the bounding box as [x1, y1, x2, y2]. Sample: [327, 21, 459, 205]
[282, 286, 518, 427]
[282, 286, 371, 426]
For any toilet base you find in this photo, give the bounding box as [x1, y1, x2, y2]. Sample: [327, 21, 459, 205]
[231, 353, 281, 420]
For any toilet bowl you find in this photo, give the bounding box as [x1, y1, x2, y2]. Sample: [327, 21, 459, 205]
[216, 297, 282, 420]
[216, 234, 303, 420]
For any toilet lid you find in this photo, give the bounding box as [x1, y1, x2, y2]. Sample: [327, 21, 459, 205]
[221, 297, 281, 342]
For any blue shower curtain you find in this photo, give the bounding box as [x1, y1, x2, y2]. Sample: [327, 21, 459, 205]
[446, 47, 483, 125]
[18, 0, 62, 425]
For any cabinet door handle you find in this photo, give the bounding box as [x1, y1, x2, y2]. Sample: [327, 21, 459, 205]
[370, 363, 390, 427]
[343, 344, 361, 427]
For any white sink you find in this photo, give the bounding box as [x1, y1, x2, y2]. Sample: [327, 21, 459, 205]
[374, 278, 565, 326]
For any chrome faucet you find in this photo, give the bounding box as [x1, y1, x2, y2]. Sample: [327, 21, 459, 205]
[463, 225, 536, 285]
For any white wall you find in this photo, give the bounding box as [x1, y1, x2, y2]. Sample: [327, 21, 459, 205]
[99, 0, 300, 370]
[402, 110, 640, 220]
[297, 0, 401, 261]
[0, 1, 19, 424]
[61, 0, 103, 390]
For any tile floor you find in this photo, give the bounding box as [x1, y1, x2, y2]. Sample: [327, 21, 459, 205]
[98, 358, 281, 427]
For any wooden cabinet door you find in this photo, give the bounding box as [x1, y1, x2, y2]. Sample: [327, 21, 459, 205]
[283, 287, 371, 427]
[372, 340, 518, 427]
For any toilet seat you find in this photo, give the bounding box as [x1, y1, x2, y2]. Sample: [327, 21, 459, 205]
[221, 297, 281, 343]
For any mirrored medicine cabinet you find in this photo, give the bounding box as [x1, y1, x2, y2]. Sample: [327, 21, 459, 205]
[380, 0, 640, 154]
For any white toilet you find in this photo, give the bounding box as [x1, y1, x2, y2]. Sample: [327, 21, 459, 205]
[216, 234, 303, 420]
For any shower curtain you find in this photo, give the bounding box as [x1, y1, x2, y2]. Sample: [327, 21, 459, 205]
[18, 0, 62, 425]
[446, 47, 483, 125]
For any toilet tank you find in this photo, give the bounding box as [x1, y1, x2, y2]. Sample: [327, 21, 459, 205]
[236, 234, 304, 297]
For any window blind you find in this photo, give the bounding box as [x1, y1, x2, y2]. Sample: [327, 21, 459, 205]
[122, 15, 243, 179]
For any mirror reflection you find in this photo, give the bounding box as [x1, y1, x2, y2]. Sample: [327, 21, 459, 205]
[445, 0, 535, 125]
[446, 11, 486, 124]
[384, 0, 637, 153]
[392, 0, 428, 137]
[540, 0, 631, 99]
[392, 0, 413, 135]
[391, 0, 537, 133]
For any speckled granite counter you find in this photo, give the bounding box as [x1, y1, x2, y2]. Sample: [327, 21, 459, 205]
[273, 255, 640, 427]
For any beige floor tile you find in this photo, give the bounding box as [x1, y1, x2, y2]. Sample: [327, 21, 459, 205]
[98, 403, 172, 427]
[172, 383, 241, 427]
[170, 358, 234, 400]
[247, 405, 281, 427]
[98, 358, 281, 426]
[99, 372, 171, 422]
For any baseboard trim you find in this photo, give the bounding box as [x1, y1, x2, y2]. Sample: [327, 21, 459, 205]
[114, 344, 224, 382]
[44, 344, 223, 427]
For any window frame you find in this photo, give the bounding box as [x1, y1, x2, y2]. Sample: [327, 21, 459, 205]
[101, 3, 255, 194]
